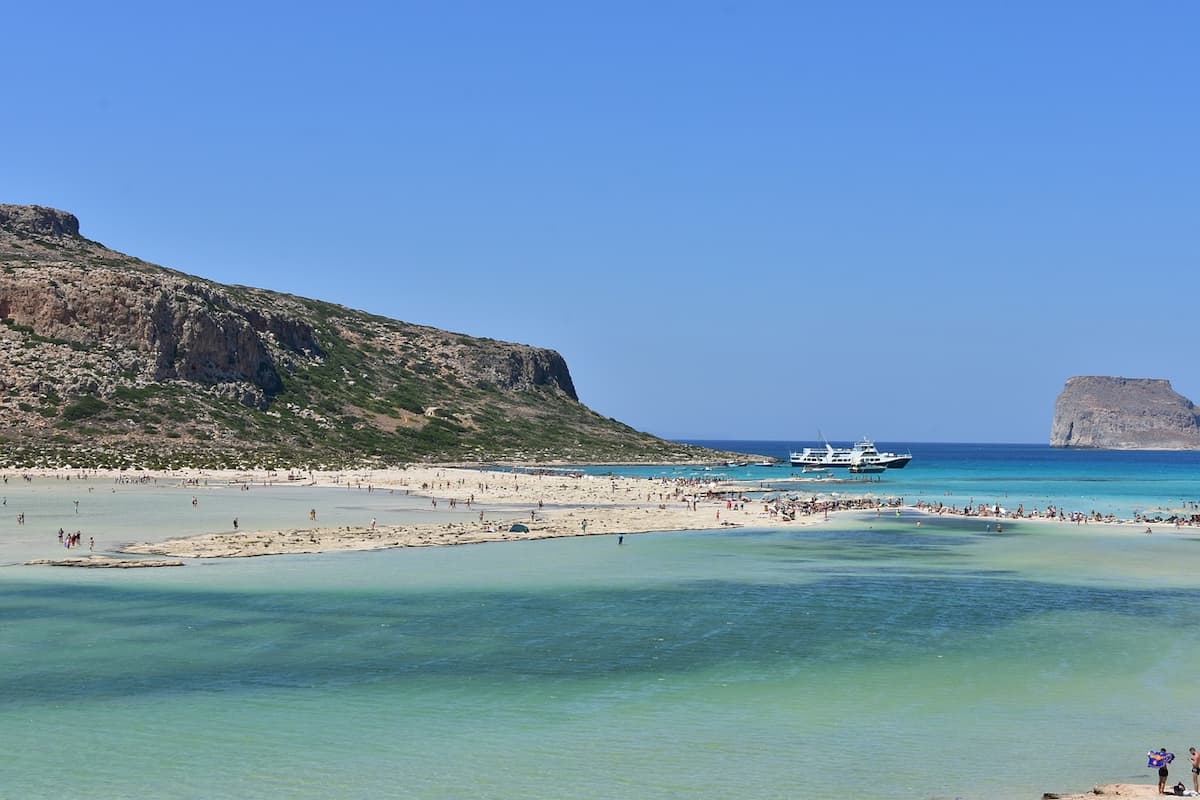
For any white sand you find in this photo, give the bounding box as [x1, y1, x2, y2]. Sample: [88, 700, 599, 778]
[118, 465, 817, 558]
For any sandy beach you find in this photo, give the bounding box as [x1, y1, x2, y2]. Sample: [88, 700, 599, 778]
[115, 465, 813, 558]
[0, 463, 1156, 560]
[1046, 784, 1198, 799]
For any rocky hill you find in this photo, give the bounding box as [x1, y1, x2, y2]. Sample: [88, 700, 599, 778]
[1050, 376, 1200, 449]
[0, 204, 722, 469]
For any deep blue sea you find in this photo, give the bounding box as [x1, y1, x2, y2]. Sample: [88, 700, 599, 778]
[4, 444, 1200, 800]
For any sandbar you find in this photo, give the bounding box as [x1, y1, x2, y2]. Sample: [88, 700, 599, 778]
[118, 465, 798, 558]
[7, 464, 1182, 562]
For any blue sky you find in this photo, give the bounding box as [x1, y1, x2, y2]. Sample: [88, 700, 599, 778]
[4, 1, 1197, 443]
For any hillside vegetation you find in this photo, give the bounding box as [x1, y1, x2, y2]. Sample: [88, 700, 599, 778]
[0, 205, 726, 469]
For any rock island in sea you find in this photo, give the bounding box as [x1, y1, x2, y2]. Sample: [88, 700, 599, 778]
[1051, 375, 1200, 449]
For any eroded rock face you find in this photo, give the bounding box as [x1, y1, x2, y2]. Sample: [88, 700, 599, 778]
[0, 205, 80, 237]
[1050, 376, 1200, 449]
[0, 262, 314, 402]
[469, 347, 578, 401]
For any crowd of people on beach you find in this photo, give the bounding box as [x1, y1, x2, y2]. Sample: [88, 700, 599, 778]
[913, 499, 1112, 522]
[765, 494, 905, 521]
[115, 474, 158, 485]
[910, 498, 1200, 528]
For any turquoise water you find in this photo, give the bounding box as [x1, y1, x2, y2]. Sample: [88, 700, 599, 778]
[586, 441, 1200, 520]
[5, 450, 1200, 799]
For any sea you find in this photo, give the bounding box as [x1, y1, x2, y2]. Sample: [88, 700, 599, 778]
[4, 441, 1200, 800]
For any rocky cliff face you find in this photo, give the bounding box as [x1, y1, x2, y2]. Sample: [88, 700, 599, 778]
[1050, 376, 1200, 449]
[0, 205, 80, 237]
[0, 261, 318, 405]
[0, 204, 701, 468]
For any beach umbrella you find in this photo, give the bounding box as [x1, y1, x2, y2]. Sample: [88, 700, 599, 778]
[1148, 749, 1174, 769]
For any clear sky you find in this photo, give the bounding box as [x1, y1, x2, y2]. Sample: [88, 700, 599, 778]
[4, 1, 1197, 443]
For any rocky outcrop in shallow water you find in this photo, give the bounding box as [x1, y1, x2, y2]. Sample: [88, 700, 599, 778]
[26, 556, 184, 568]
[1050, 376, 1200, 449]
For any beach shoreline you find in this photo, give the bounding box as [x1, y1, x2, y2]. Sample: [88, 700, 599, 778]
[1044, 784, 1182, 799]
[4, 464, 1184, 562]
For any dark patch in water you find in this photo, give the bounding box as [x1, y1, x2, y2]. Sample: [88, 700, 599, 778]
[3, 570, 1199, 709]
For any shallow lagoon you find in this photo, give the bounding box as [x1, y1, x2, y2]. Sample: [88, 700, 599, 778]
[3, 471, 1199, 799]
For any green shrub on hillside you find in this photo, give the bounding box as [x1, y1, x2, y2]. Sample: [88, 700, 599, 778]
[61, 396, 108, 421]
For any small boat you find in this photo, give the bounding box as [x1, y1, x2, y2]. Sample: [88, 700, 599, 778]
[848, 462, 885, 474]
[755, 460, 775, 467]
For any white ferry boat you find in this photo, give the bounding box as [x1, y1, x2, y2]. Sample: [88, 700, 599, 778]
[788, 438, 912, 469]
